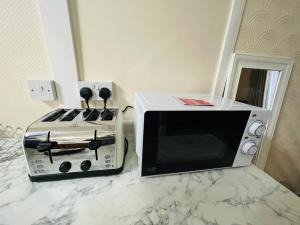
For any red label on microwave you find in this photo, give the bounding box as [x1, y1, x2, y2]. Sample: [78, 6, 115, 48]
[177, 98, 213, 106]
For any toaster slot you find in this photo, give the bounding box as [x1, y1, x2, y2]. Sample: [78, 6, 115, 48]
[42, 109, 68, 122]
[100, 109, 114, 121]
[85, 109, 100, 121]
[60, 109, 81, 121]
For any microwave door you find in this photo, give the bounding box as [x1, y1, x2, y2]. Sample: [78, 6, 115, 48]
[157, 134, 227, 163]
[142, 111, 250, 176]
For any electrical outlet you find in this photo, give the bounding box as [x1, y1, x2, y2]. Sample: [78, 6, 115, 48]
[78, 81, 113, 101]
[27, 80, 57, 101]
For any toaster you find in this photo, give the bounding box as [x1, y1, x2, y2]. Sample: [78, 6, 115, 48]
[22, 107, 125, 181]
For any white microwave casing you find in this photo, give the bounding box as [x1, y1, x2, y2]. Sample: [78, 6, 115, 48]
[134, 92, 270, 176]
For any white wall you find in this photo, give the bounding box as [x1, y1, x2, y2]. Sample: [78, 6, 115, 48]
[69, 0, 232, 108]
[0, 0, 58, 129]
[0, 0, 232, 128]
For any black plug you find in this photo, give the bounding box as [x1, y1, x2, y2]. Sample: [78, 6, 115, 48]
[99, 87, 111, 110]
[80, 87, 93, 111]
[99, 87, 113, 120]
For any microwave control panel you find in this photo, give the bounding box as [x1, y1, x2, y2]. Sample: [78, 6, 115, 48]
[233, 110, 269, 167]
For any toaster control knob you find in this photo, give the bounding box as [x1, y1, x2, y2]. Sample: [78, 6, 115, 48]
[80, 160, 91, 172]
[59, 161, 72, 173]
[242, 141, 258, 155]
[248, 121, 266, 137]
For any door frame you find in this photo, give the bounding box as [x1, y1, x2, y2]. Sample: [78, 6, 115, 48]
[224, 53, 294, 169]
[212, 0, 246, 96]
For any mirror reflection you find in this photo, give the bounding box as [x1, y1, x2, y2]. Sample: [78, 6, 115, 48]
[235, 68, 280, 109]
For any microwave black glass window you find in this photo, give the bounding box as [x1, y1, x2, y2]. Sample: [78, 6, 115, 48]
[142, 111, 250, 176]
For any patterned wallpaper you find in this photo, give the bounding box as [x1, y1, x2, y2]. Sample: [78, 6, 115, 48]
[235, 0, 300, 193]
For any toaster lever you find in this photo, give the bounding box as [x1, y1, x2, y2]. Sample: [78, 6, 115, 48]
[88, 130, 101, 160]
[37, 142, 56, 152]
[37, 131, 57, 164]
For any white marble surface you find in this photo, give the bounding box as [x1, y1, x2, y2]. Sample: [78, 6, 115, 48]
[0, 137, 299, 225]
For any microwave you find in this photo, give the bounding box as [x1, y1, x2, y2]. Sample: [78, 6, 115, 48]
[134, 92, 269, 176]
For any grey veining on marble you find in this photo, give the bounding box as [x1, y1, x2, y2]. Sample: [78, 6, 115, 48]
[0, 137, 299, 225]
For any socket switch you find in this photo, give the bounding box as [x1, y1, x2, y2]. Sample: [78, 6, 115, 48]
[27, 80, 57, 101]
[78, 81, 113, 101]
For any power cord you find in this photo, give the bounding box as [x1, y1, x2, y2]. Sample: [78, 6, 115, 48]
[86, 101, 90, 109]
[120, 137, 129, 172]
[124, 137, 128, 155]
[121, 107, 132, 171]
[122, 105, 133, 113]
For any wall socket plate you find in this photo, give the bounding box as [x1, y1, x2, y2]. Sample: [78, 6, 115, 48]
[27, 80, 57, 101]
[78, 81, 113, 101]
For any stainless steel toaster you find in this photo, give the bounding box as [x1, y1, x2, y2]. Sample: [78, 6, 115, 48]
[22, 108, 125, 181]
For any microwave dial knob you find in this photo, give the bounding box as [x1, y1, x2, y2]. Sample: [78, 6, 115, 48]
[248, 121, 266, 137]
[242, 141, 258, 155]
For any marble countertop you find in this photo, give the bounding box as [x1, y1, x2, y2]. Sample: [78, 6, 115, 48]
[0, 137, 299, 225]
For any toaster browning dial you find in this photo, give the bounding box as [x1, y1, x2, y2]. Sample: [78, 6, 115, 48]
[81, 160, 92, 172]
[59, 161, 72, 173]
